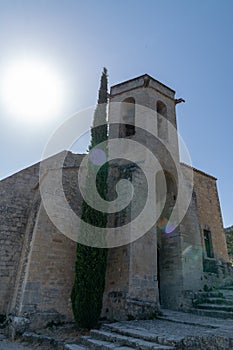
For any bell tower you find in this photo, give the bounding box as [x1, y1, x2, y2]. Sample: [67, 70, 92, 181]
[102, 74, 203, 320]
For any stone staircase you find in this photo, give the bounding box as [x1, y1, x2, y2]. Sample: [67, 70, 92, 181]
[65, 323, 177, 350]
[20, 307, 233, 349]
[191, 287, 233, 319]
[64, 288, 233, 350]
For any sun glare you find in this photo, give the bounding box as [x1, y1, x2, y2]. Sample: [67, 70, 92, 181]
[0, 58, 64, 124]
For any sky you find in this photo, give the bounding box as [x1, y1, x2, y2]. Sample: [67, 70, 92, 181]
[0, 0, 232, 227]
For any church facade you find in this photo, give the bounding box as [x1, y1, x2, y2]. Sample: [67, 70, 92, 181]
[0, 74, 230, 329]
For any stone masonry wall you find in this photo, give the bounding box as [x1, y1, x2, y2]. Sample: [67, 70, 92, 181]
[102, 245, 130, 321]
[0, 151, 84, 324]
[12, 154, 84, 324]
[17, 203, 76, 321]
[179, 165, 204, 295]
[0, 164, 39, 315]
[193, 168, 229, 262]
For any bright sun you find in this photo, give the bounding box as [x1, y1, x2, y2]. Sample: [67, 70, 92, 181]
[0, 58, 64, 123]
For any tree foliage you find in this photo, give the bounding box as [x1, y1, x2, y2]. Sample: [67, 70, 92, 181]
[71, 68, 108, 329]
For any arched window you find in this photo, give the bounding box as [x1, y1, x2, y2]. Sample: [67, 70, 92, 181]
[156, 170, 177, 231]
[157, 101, 168, 141]
[119, 97, 135, 137]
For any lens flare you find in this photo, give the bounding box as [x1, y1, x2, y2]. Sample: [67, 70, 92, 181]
[182, 245, 203, 265]
[89, 148, 106, 165]
[157, 217, 175, 235]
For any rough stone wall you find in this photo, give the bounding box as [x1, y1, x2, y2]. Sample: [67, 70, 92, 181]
[102, 231, 159, 321]
[0, 151, 84, 325]
[0, 164, 39, 315]
[157, 225, 184, 309]
[10, 190, 42, 316]
[102, 163, 159, 321]
[193, 168, 229, 263]
[102, 245, 130, 320]
[179, 165, 204, 295]
[127, 230, 158, 310]
[12, 154, 84, 323]
[17, 203, 76, 320]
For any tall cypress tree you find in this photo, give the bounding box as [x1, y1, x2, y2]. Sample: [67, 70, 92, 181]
[71, 68, 108, 329]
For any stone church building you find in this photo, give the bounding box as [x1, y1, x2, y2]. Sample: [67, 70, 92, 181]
[0, 74, 230, 328]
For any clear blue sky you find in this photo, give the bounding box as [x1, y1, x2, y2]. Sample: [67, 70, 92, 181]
[0, 0, 232, 227]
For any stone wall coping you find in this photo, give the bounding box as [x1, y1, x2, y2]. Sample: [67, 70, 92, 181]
[181, 162, 217, 181]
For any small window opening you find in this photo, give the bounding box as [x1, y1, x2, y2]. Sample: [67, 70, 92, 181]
[157, 101, 168, 141]
[120, 97, 135, 137]
[204, 229, 214, 258]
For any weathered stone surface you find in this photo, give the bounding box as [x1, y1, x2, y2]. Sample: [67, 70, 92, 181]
[14, 309, 233, 350]
[65, 345, 88, 350]
[193, 169, 228, 263]
[0, 163, 39, 315]
[89, 330, 175, 349]
[9, 316, 30, 338]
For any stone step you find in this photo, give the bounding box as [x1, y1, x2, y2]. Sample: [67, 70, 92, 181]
[196, 291, 224, 298]
[103, 324, 180, 348]
[21, 331, 62, 348]
[90, 329, 175, 349]
[197, 303, 233, 312]
[203, 297, 233, 305]
[189, 308, 233, 319]
[220, 286, 233, 291]
[65, 344, 89, 350]
[218, 289, 233, 298]
[80, 336, 135, 349]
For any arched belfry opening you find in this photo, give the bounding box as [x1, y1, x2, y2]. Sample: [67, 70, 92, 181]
[156, 171, 177, 230]
[157, 101, 168, 141]
[119, 97, 135, 137]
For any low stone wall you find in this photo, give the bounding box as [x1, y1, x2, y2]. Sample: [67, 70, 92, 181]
[104, 291, 159, 321]
[203, 260, 233, 289]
